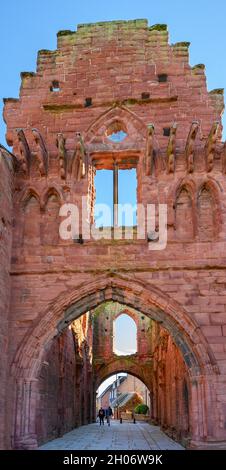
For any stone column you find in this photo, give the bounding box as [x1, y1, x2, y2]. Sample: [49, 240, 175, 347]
[189, 375, 218, 449]
[13, 378, 39, 449]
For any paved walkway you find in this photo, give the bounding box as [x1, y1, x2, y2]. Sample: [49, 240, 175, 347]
[39, 421, 184, 450]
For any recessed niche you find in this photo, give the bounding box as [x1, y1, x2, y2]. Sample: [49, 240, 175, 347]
[163, 127, 171, 137]
[141, 92, 150, 100]
[158, 74, 168, 83]
[85, 97, 92, 107]
[50, 80, 60, 92]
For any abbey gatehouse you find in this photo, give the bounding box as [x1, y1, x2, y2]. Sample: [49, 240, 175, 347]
[0, 19, 226, 450]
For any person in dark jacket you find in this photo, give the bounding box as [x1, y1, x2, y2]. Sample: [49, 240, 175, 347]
[98, 407, 105, 425]
[105, 406, 113, 426]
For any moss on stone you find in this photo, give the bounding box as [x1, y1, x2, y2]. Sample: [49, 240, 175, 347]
[38, 49, 53, 55]
[3, 98, 19, 104]
[77, 19, 148, 30]
[20, 72, 35, 79]
[173, 41, 190, 48]
[192, 64, 205, 70]
[209, 88, 224, 95]
[149, 24, 167, 32]
[57, 30, 75, 37]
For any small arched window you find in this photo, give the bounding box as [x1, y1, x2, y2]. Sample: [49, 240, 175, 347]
[113, 314, 137, 356]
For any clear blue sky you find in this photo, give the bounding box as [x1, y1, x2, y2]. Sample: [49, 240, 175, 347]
[0, 0, 226, 147]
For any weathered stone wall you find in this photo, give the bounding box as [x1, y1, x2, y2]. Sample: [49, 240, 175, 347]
[151, 323, 190, 445]
[36, 329, 77, 445]
[1, 19, 226, 449]
[0, 147, 13, 449]
[36, 314, 94, 446]
[92, 302, 153, 387]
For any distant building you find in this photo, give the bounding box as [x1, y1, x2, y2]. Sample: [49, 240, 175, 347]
[97, 374, 150, 416]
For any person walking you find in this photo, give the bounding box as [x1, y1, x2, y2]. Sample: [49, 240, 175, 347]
[106, 406, 113, 426]
[98, 407, 105, 426]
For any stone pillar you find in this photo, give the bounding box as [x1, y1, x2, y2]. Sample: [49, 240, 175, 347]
[14, 379, 38, 449]
[189, 375, 222, 449]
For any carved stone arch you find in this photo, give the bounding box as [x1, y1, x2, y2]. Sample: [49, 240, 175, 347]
[42, 187, 62, 245]
[113, 306, 139, 325]
[167, 178, 196, 235]
[20, 187, 41, 210]
[85, 105, 147, 145]
[174, 178, 196, 203]
[21, 190, 41, 246]
[12, 274, 218, 378]
[11, 274, 219, 449]
[95, 361, 150, 391]
[42, 185, 63, 208]
[174, 180, 196, 239]
[197, 179, 222, 240]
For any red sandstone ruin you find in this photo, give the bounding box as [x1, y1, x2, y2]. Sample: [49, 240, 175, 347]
[0, 19, 226, 450]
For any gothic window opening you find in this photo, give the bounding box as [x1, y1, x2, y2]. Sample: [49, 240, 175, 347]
[113, 314, 137, 356]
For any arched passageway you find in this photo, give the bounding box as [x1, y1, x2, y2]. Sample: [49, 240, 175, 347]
[96, 372, 151, 421]
[10, 275, 219, 450]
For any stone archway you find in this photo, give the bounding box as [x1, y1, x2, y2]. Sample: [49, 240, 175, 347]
[95, 361, 151, 391]
[11, 273, 219, 449]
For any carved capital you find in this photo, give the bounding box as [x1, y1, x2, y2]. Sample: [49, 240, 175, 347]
[32, 128, 48, 176]
[16, 129, 31, 175]
[56, 133, 66, 179]
[185, 121, 199, 173]
[205, 121, 220, 172]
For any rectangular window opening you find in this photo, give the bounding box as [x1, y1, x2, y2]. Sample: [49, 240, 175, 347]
[94, 168, 137, 229]
[94, 170, 113, 228]
[118, 169, 137, 227]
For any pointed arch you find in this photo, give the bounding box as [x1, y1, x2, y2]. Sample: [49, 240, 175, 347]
[197, 180, 221, 240]
[96, 363, 150, 390]
[42, 185, 62, 208]
[42, 188, 61, 245]
[20, 187, 41, 209]
[12, 273, 218, 379]
[11, 273, 219, 449]
[23, 192, 41, 246]
[85, 105, 147, 145]
[175, 185, 195, 240]
[113, 313, 137, 356]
